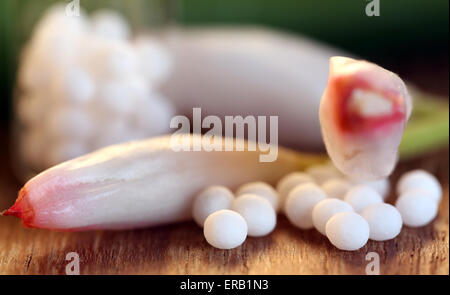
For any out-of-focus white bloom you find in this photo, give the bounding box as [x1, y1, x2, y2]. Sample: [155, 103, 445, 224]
[44, 106, 95, 140]
[134, 37, 173, 84]
[15, 5, 174, 169]
[51, 67, 95, 104]
[91, 9, 131, 40]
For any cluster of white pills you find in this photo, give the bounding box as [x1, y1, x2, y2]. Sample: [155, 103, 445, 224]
[16, 5, 174, 170]
[194, 164, 442, 251]
[395, 170, 442, 227]
[193, 182, 278, 249]
[281, 165, 442, 251]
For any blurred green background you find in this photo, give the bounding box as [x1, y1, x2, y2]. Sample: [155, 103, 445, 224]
[0, 0, 448, 123]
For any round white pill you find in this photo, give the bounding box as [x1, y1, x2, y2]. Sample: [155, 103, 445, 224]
[276, 172, 314, 210]
[97, 81, 137, 115]
[344, 185, 383, 213]
[397, 169, 442, 203]
[312, 198, 354, 235]
[58, 67, 95, 104]
[134, 93, 175, 134]
[355, 178, 390, 200]
[203, 209, 247, 250]
[91, 10, 131, 40]
[361, 203, 402, 241]
[134, 37, 172, 84]
[45, 106, 95, 140]
[236, 182, 279, 211]
[326, 212, 369, 251]
[92, 41, 138, 78]
[305, 164, 342, 185]
[126, 75, 152, 100]
[321, 178, 353, 200]
[192, 186, 234, 227]
[231, 194, 276, 237]
[284, 183, 327, 229]
[395, 190, 438, 227]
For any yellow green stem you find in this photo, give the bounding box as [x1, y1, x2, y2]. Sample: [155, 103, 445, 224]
[398, 90, 449, 160]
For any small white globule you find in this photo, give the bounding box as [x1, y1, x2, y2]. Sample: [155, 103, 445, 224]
[397, 170, 442, 203]
[97, 81, 138, 115]
[355, 178, 390, 200]
[134, 94, 175, 134]
[344, 185, 383, 213]
[305, 164, 342, 185]
[92, 41, 138, 78]
[395, 190, 438, 227]
[321, 178, 352, 199]
[45, 106, 95, 140]
[134, 37, 173, 84]
[236, 182, 279, 211]
[312, 198, 354, 235]
[91, 10, 131, 40]
[231, 194, 276, 237]
[361, 203, 402, 241]
[203, 209, 248, 250]
[192, 186, 234, 227]
[53, 67, 95, 104]
[284, 183, 327, 229]
[276, 172, 314, 211]
[325, 212, 370, 251]
[123, 76, 153, 103]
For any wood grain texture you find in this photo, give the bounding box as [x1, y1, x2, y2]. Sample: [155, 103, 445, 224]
[0, 132, 448, 274]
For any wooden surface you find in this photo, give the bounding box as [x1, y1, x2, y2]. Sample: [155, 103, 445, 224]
[0, 129, 448, 275]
